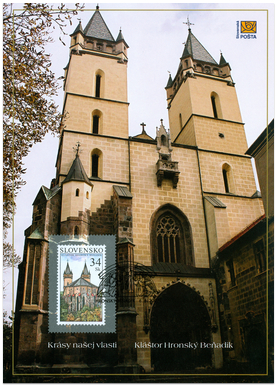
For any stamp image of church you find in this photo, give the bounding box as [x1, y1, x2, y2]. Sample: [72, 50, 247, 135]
[61, 261, 99, 317]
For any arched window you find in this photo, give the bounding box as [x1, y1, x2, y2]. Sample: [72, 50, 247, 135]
[92, 109, 102, 134]
[86, 191, 89, 199]
[151, 204, 194, 266]
[75, 188, 79, 197]
[74, 226, 79, 237]
[91, 149, 103, 179]
[91, 154, 99, 177]
[93, 115, 99, 134]
[222, 163, 235, 194]
[211, 92, 222, 119]
[95, 70, 104, 98]
[95, 74, 101, 97]
[157, 216, 181, 263]
[161, 135, 166, 146]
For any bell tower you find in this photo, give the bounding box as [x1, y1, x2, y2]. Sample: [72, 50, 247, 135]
[166, 22, 247, 155]
[56, 6, 129, 187]
[166, 21, 263, 258]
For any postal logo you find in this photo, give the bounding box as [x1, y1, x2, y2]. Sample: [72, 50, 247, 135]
[236, 21, 257, 39]
[241, 21, 257, 34]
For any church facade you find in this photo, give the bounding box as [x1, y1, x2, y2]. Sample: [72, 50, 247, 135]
[14, 8, 265, 374]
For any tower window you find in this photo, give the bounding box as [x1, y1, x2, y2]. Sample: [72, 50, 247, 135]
[74, 226, 79, 237]
[95, 75, 101, 97]
[93, 115, 99, 134]
[76, 188, 79, 197]
[223, 169, 229, 193]
[91, 154, 99, 177]
[86, 191, 89, 199]
[211, 96, 218, 118]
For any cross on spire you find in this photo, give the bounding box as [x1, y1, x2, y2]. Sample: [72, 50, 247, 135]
[73, 141, 81, 156]
[184, 16, 194, 31]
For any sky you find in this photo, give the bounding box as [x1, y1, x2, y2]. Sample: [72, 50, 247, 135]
[3, 2, 275, 317]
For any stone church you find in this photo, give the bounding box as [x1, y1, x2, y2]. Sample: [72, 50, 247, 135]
[14, 7, 265, 374]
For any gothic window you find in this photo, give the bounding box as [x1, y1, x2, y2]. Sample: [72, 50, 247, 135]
[157, 216, 181, 263]
[151, 204, 194, 266]
[222, 163, 235, 194]
[91, 154, 99, 177]
[76, 188, 79, 197]
[211, 96, 218, 118]
[161, 135, 166, 146]
[223, 169, 229, 193]
[93, 115, 99, 134]
[95, 74, 101, 97]
[91, 149, 102, 179]
[254, 239, 266, 273]
[211, 92, 222, 119]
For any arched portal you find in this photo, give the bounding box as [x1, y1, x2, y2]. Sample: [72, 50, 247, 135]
[150, 283, 212, 371]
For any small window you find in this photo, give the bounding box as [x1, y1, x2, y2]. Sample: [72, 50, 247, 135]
[211, 96, 218, 118]
[161, 135, 166, 146]
[74, 226, 79, 237]
[86, 191, 89, 199]
[91, 154, 99, 178]
[93, 115, 99, 134]
[223, 169, 229, 193]
[95, 75, 101, 97]
[76, 188, 80, 197]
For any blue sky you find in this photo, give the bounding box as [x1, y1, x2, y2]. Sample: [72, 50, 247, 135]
[4, 3, 275, 317]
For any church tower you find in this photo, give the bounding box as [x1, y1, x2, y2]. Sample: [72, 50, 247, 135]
[165, 22, 263, 258]
[81, 261, 91, 282]
[63, 261, 73, 288]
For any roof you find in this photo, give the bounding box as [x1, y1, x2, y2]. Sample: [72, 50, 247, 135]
[113, 185, 132, 198]
[63, 154, 92, 186]
[182, 30, 217, 65]
[82, 262, 90, 276]
[28, 228, 44, 240]
[66, 277, 97, 288]
[33, 184, 61, 205]
[165, 74, 173, 89]
[83, 9, 115, 41]
[64, 262, 73, 275]
[71, 21, 84, 36]
[205, 196, 226, 208]
[219, 53, 227, 65]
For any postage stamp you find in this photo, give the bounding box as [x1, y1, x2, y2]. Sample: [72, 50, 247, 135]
[48, 235, 116, 333]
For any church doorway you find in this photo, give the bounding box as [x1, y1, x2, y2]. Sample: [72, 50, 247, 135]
[150, 283, 212, 372]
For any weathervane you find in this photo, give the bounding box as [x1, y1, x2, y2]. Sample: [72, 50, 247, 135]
[184, 16, 194, 31]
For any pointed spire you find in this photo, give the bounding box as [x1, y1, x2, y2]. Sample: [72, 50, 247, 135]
[63, 153, 93, 186]
[83, 8, 115, 41]
[116, 29, 124, 42]
[64, 261, 73, 275]
[181, 30, 217, 65]
[71, 20, 83, 36]
[82, 262, 90, 276]
[219, 52, 227, 65]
